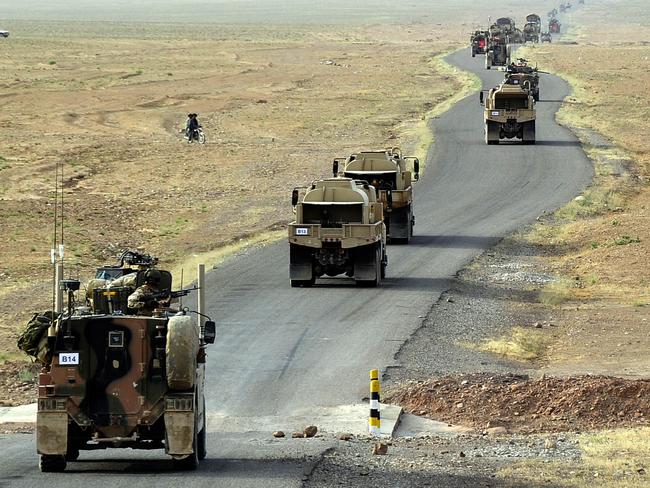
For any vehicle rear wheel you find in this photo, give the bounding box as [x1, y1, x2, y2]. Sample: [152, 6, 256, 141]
[40, 455, 66, 473]
[66, 446, 80, 461]
[522, 121, 536, 145]
[356, 246, 381, 287]
[485, 121, 499, 145]
[290, 277, 314, 288]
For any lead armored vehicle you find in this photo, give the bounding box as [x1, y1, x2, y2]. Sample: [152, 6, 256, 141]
[480, 83, 536, 145]
[288, 177, 387, 287]
[334, 148, 419, 243]
[33, 252, 215, 472]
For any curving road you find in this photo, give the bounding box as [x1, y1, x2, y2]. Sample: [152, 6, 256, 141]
[0, 50, 592, 487]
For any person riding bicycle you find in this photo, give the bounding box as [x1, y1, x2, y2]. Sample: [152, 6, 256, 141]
[185, 113, 202, 142]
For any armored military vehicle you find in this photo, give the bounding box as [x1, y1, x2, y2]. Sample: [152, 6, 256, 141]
[33, 254, 216, 472]
[485, 36, 511, 69]
[505, 58, 541, 102]
[493, 17, 516, 40]
[288, 177, 387, 287]
[549, 18, 561, 34]
[541, 32, 552, 43]
[480, 83, 536, 145]
[334, 148, 419, 243]
[470, 30, 489, 57]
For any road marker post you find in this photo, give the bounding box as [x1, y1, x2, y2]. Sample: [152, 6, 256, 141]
[369, 369, 381, 436]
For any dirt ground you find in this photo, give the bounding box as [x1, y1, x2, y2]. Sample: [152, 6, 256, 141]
[509, 3, 650, 379]
[388, 374, 650, 434]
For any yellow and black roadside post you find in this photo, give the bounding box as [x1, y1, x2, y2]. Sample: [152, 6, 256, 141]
[369, 369, 381, 436]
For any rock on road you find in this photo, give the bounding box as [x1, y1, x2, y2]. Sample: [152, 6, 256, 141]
[0, 49, 592, 487]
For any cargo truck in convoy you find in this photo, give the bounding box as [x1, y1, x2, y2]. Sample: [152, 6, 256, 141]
[334, 148, 419, 243]
[288, 177, 387, 287]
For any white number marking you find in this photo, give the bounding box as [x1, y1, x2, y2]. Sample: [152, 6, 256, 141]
[59, 352, 79, 365]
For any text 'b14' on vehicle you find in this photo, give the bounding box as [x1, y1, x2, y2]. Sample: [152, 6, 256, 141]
[27, 251, 216, 472]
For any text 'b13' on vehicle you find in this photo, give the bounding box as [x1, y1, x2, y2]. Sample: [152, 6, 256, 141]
[288, 178, 388, 287]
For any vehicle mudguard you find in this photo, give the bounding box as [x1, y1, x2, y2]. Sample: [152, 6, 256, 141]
[37, 411, 68, 455]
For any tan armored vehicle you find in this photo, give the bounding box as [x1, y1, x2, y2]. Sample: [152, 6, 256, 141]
[334, 148, 419, 243]
[27, 251, 215, 472]
[480, 83, 536, 145]
[288, 177, 387, 287]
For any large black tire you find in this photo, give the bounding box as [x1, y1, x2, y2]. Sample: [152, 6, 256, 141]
[290, 277, 314, 288]
[40, 455, 66, 473]
[66, 446, 80, 461]
[485, 121, 499, 145]
[522, 121, 536, 145]
[356, 246, 381, 287]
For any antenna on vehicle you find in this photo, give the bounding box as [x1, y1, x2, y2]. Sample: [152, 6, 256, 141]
[179, 268, 184, 308]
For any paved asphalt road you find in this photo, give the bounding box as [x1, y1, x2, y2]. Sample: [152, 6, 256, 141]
[1, 49, 593, 487]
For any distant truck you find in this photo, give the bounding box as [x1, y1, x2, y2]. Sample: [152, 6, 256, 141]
[485, 36, 511, 69]
[288, 178, 387, 287]
[480, 83, 536, 145]
[0, 30, 9, 38]
[334, 148, 419, 243]
[470, 30, 489, 57]
[524, 14, 541, 43]
[549, 18, 561, 34]
[541, 32, 552, 43]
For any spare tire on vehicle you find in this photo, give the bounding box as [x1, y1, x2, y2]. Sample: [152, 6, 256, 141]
[166, 315, 200, 390]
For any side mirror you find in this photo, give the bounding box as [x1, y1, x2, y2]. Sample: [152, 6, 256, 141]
[203, 321, 216, 344]
[291, 188, 299, 206]
[479, 91, 484, 105]
[332, 159, 339, 177]
[413, 159, 420, 181]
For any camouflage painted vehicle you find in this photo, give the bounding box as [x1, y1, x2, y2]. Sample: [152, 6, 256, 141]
[549, 18, 561, 34]
[505, 58, 541, 102]
[334, 148, 419, 243]
[480, 82, 536, 145]
[288, 177, 387, 287]
[541, 32, 552, 43]
[470, 30, 489, 57]
[35, 255, 216, 472]
[485, 36, 511, 69]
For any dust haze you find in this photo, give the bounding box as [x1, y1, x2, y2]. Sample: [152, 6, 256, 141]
[1, 0, 553, 24]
